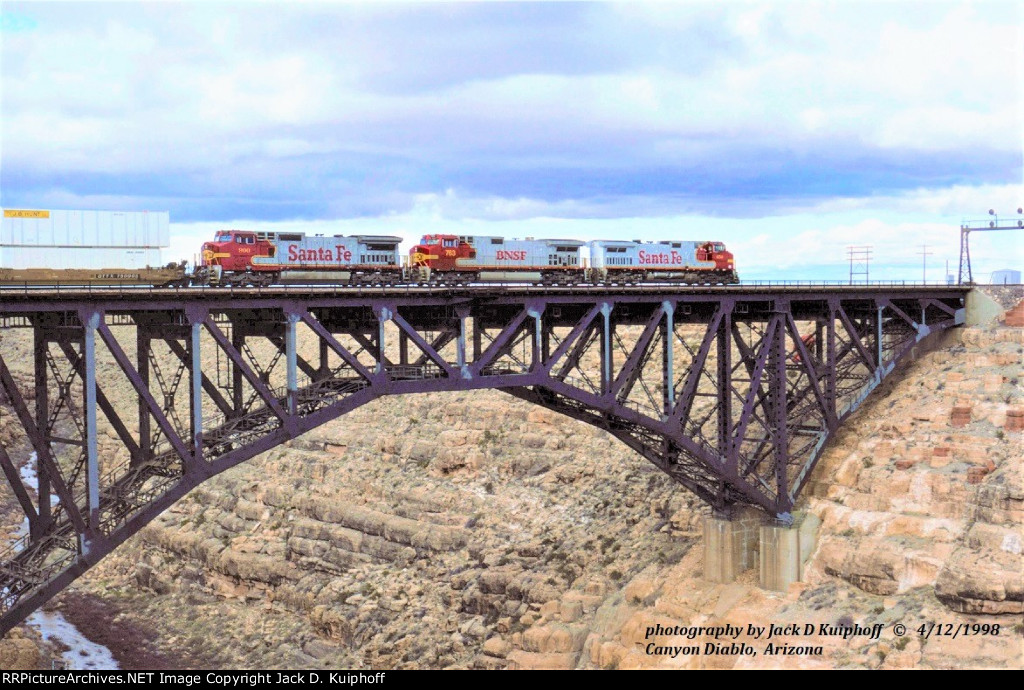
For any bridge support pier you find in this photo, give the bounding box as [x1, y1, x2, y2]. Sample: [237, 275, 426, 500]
[758, 512, 820, 591]
[704, 511, 820, 588]
[703, 510, 760, 583]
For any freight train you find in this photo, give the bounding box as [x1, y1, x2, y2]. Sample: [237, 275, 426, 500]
[195, 230, 739, 286]
[0, 216, 739, 287]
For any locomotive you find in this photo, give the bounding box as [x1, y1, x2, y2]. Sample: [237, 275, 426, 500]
[196, 229, 404, 286]
[198, 230, 739, 286]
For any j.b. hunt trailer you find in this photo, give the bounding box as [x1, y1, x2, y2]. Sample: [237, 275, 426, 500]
[0, 208, 186, 285]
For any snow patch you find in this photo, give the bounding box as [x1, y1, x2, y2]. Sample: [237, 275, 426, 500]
[27, 610, 119, 670]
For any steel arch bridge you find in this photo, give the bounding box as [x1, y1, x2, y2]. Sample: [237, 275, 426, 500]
[0, 284, 965, 635]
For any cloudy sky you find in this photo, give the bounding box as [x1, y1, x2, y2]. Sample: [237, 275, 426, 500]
[1, 1, 1021, 280]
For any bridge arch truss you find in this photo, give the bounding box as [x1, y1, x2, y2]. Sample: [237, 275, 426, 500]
[0, 285, 965, 634]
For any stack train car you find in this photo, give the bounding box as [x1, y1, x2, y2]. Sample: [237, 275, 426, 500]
[197, 230, 739, 286]
[0, 208, 740, 287]
[1, 208, 189, 287]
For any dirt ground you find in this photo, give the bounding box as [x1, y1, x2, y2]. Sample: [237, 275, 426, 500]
[52, 592, 220, 670]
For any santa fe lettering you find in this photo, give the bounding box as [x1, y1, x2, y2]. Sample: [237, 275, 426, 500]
[637, 250, 683, 265]
[286, 245, 353, 262]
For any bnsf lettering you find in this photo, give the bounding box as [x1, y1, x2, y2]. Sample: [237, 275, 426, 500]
[287, 245, 353, 263]
[496, 250, 527, 261]
[637, 250, 683, 265]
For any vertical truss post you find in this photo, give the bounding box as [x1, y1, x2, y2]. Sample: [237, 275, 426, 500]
[528, 305, 543, 372]
[473, 316, 483, 363]
[769, 310, 790, 514]
[600, 302, 612, 395]
[189, 313, 204, 463]
[662, 301, 674, 415]
[541, 315, 552, 365]
[231, 322, 244, 416]
[876, 305, 884, 372]
[375, 307, 391, 376]
[32, 327, 52, 536]
[319, 338, 330, 377]
[456, 307, 469, 376]
[399, 329, 410, 366]
[285, 311, 299, 415]
[814, 318, 824, 363]
[136, 327, 151, 464]
[717, 301, 733, 466]
[80, 309, 101, 535]
[826, 300, 838, 414]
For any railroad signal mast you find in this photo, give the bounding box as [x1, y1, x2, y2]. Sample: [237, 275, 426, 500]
[959, 208, 1023, 284]
[847, 245, 872, 284]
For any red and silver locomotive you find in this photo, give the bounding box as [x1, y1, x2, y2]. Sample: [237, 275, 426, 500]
[198, 229, 403, 285]
[587, 239, 737, 284]
[408, 235, 586, 285]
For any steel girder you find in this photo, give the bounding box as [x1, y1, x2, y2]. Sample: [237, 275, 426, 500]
[0, 287, 966, 635]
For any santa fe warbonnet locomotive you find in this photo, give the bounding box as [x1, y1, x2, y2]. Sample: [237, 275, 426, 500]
[197, 230, 739, 286]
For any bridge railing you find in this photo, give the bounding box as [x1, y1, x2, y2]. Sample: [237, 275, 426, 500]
[0, 280, 975, 298]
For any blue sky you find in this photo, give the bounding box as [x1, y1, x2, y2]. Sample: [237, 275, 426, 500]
[1, 1, 1021, 280]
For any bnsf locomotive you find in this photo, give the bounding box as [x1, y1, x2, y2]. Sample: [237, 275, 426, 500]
[198, 230, 739, 286]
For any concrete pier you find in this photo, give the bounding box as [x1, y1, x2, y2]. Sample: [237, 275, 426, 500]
[759, 513, 821, 591]
[703, 510, 760, 583]
[704, 511, 820, 589]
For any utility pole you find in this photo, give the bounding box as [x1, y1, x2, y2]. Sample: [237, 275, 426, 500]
[917, 245, 933, 283]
